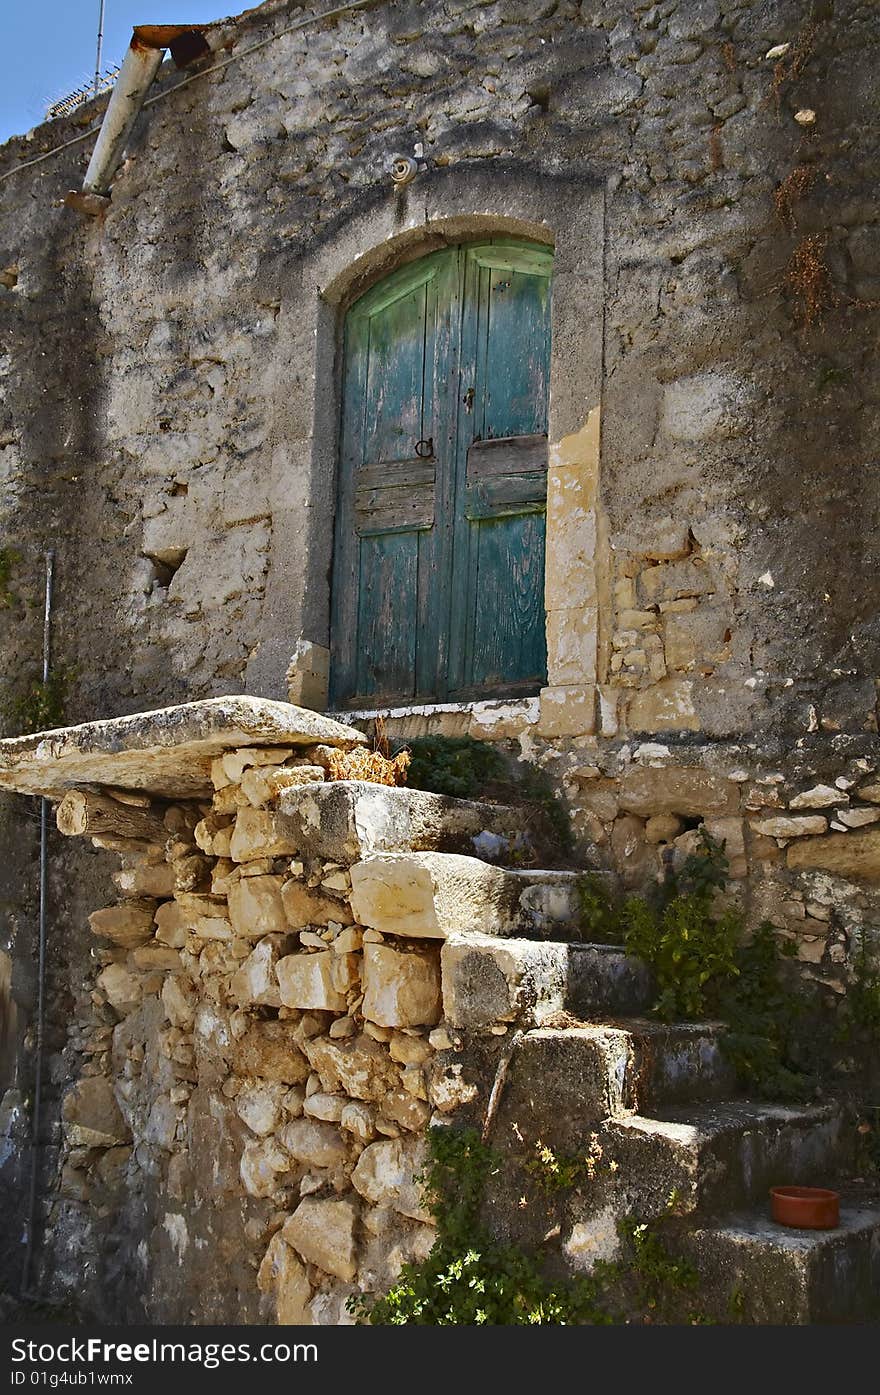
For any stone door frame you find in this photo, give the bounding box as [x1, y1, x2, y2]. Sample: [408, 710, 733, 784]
[252, 164, 607, 740]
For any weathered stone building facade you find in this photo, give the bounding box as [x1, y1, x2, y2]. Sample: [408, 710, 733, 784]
[1, 0, 879, 1323]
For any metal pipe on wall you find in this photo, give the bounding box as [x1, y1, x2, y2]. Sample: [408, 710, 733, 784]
[82, 39, 164, 196]
[20, 549, 54, 1297]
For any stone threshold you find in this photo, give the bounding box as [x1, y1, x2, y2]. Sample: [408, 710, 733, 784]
[0, 695, 364, 800]
[328, 695, 541, 737]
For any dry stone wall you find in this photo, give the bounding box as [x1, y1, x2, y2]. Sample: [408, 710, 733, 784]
[55, 753, 552, 1323]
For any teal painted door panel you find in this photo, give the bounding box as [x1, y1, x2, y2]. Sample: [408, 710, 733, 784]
[330, 241, 552, 707]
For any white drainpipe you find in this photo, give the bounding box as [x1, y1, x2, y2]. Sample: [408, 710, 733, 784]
[65, 25, 211, 214]
[81, 36, 165, 197]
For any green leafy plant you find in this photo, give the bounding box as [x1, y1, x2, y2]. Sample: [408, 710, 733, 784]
[525, 1134, 605, 1194]
[401, 736, 507, 799]
[714, 921, 815, 1101]
[347, 1127, 615, 1325]
[621, 831, 741, 1020]
[397, 735, 574, 859]
[347, 1126, 713, 1326]
[617, 1218, 700, 1322]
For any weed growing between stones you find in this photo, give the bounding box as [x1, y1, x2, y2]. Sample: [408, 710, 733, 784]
[348, 1126, 707, 1325]
[398, 734, 575, 859]
[399, 735, 507, 799]
[577, 833, 825, 1100]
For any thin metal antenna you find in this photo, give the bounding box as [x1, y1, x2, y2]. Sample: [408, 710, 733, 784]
[94, 0, 106, 97]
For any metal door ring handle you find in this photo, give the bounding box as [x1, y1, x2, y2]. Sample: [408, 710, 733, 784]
[415, 438, 433, 458]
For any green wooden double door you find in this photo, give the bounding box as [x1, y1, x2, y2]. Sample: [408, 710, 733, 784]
[330, 240, 553, 708]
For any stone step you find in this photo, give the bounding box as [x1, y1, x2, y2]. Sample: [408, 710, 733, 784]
[349, 851, 584, 940]
[440, 934, 652, 1029]
[674, 1205, 880, 1323]
[278, 780, 539, 863]
[485, 1021, 735, 1126]
[610, 1101, 846, 1218]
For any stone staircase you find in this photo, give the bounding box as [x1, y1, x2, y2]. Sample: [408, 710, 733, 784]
[19, 688, 877, 1324]
[334, 783, 880, 1324]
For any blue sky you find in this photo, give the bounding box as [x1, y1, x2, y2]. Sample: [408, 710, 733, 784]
[1, 1, 230, 145]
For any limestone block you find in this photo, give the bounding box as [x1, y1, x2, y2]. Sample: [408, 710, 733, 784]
[786, 827, 880, 882]
[230, 809, 301, 862]
[302, 1032, 400, 1103]
[276, 1117, 349, 1168]
[575, 778, 620, 823]
[286, 639, 330, 713]
[228, 874, 287, 938]
[611, 815, 658, 888]
[787, 785, 841, 810]
[751, 816, 828, 839]
[645, 814, 685, 844]
[154, 900, 187, 948]
[441, 933, 567, 1028]
[257, 1234, 313, 1325]
[221, 747, 296, 784]
[619, 765, 736, 818]
[240, 1136, 291, 1198]
[229, 935, 291, 1008]
[537, 685, 596, 738]
[194, 814, 234, 857]
[62, 1076, 130, 1148]
[236, 1083, 288, 1136]
[468, 697, 540, 741]
[626, 680, 699, 732]
[97, 963, 144, 1015]
[129, 943, 181, 971]
[303, 1091, 347, 1122]
[703, 816, 747, 877]
[112, 861, 176, 899]
[241, 764, 324, 808]
[381, 1091, 431, 1132]
[282, 1198, 359, 1281]
[277, 951, 349, 1012]
[281, 877, 354, 929]
[144, 1095, 178, 1150]
[856, 783, 880, 804]
[351, 1135, 430, 1223]
[230, 1020, 310, 1083]
[0, 696, 364, 801]
[161, 974, 195, 1029]
[340, 1101, 376, 1142]
[389, 1035, 432, 1066]
[546, 607, 598, 687]
[350, 852, 513, 939]
[362, 942, 442, 1028]
[89, 903, 156, 948]
[835, 807, 880, 829]
[278, 780, 530, 863]
[664, 607, 731, 672]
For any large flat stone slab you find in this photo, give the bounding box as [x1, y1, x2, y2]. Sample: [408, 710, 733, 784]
[0, 696, 365, 800]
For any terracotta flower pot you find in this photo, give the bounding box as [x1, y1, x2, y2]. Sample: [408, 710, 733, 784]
[770, 1186, 840, 1229]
